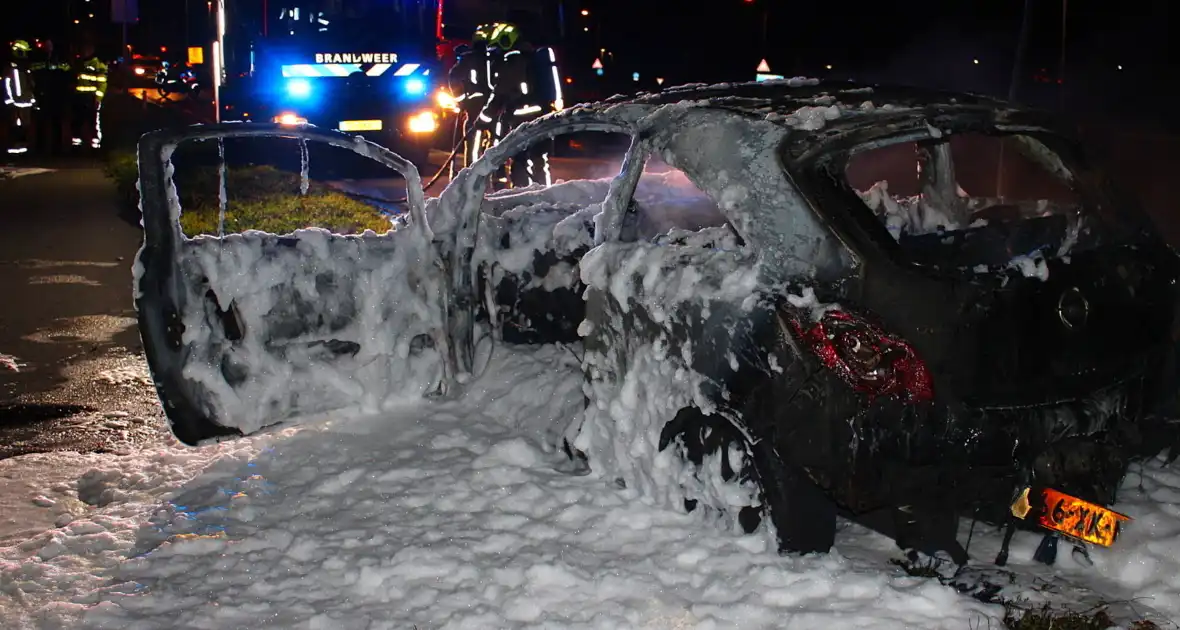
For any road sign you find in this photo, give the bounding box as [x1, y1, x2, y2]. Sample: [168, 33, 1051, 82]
[591, 58, 603, 70]
[656, 77, 664, 85]
[188, 46, 204, 65]
[756, 58, 771, 73]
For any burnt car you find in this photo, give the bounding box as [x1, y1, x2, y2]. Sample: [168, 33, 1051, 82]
[134, 79, 1180, 567]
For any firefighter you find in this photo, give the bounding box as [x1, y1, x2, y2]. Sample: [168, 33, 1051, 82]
[31, 41, 73, 155]
[72, 50, 107, 149]
[3, 40, 37, 156]
[480, 22, 563, 188]
[448, 24, 495, 168]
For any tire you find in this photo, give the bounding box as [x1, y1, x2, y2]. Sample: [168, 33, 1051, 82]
[658, 406, 771, 536]
[659, 403, 838, 553]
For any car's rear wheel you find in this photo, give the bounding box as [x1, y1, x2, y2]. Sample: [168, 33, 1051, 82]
[659, 406, 763, 531]
[659, 404, 837, 553]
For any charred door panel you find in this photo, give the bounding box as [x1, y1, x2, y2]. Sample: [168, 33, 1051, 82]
[475, 197, 600, 345]
[135, 124, 448, 444]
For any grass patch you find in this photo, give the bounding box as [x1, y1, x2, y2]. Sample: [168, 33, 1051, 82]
[104, 149, 140, 206]
[104, 149, 392, 236]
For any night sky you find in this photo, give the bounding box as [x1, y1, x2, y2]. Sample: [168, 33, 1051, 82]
[571, 0, 1171, 121]
[589, 0, 1168, 86]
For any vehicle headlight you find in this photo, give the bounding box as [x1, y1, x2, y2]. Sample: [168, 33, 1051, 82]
[407, 110, 437, 134]
[274, 112, 308, 126]
[435, 89, 458, 112]
[134, 67, 145, 75]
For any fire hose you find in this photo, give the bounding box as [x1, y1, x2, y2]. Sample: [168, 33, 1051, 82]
[341, 115, 481, 207]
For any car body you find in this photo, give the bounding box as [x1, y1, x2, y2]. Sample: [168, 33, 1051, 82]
[134, 79, 1180, 564]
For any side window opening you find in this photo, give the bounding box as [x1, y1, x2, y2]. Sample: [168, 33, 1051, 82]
[167, 137, 402, 239]
[621, 156, 742, 249]
[479, 130, 632, 219]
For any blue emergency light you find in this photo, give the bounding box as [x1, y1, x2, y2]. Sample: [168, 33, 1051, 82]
[403, 77, 427, 96]
[286, 78, 312, 99]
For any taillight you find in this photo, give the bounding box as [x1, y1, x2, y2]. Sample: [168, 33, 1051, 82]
[790, 310, 934, 403]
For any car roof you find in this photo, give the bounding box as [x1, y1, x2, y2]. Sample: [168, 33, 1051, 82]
[592, 78, 1060, 140]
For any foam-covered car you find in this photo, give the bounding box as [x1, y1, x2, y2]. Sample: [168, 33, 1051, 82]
[134, 79, 1180, 567]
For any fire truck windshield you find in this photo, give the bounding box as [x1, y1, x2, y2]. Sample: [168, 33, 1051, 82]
[275, 0, 436, 48]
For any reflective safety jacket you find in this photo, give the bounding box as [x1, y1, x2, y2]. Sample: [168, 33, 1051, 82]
[482, 45, 563, 124]
[75, 57, 108, 101]
[449, 46, 492, 113]
[3, 62, 35, 108]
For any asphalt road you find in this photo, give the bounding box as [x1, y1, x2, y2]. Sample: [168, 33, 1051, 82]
[0, 161, 164, 459]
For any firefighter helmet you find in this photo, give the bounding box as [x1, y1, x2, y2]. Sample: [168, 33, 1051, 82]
[10, 40, 31, 58]
[472, 24, 494, 43]
[488, 23, 519, 51]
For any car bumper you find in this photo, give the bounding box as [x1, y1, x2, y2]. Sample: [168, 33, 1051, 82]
[269, 112, 439, 164]
[784, 355, 1166, 521]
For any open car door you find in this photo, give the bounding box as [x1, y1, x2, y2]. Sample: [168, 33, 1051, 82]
[135, 124, 454, 445]
[432, 110, 642, 378]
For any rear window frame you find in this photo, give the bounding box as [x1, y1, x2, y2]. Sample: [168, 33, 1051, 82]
[782, 112, 1156, 273]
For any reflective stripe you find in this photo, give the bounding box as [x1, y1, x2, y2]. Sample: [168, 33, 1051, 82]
[512, 105, 542, 116]
[92, 101, 102, 148]
[547, 49, 564, 111]
[281, 62, 413, 77]
[5, 68, 35, 106]
[471, 130, 484, 161]
[519, 81, 529, 95]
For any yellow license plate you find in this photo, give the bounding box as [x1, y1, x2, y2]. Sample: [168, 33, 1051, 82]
[1011, 487, 1130, 547]
[339, 119, 382, 132]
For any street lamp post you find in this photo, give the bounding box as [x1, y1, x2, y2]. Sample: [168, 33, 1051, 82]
[760, 7, 768, 55]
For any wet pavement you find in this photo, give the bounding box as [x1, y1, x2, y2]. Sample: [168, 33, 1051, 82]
[0, 163, 163, 460]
